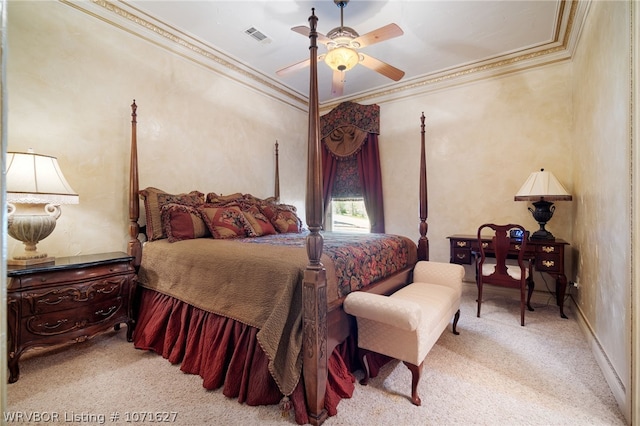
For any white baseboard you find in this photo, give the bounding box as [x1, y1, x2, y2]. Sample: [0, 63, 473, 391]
[571, 299, 630, 424]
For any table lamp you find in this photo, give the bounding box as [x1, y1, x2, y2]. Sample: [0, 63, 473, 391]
[6, 149, 79, 265]
[514, 168, 572, 240]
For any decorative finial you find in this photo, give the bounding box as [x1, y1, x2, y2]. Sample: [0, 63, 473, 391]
[131, 100, 137, 122]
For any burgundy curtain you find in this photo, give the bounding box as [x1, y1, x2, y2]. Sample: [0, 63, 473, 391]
[357, 133, 385, 233]
[322, 148, 338, 218]
[320, 102, 385, 233]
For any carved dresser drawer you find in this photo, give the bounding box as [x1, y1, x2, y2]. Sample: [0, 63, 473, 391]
[20, 274, 129, 315]
[21, 297, 126, 338]
[6, 252, 136, 383]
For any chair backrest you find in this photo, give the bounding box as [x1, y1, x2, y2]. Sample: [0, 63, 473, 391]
[477, 223, 528, 287]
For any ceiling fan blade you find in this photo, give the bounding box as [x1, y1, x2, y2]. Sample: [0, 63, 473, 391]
[331, 71, 344, 97]
[291, 26, 331, 45]
[353, 23, 403, 48]
[359, 53, 405, 81]
[276, 58, 311, 76]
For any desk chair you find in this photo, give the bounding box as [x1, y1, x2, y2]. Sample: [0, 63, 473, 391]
[476, 223, 534, 326]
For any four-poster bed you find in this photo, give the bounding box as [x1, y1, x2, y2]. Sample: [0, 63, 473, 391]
[126, 9, 429, 425]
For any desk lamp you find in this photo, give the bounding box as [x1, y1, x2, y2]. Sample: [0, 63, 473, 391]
[514, 168, 571, 240]
[6, 150, 79, 265]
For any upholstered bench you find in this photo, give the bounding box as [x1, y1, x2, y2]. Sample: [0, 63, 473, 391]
[343, 260, 464, 406]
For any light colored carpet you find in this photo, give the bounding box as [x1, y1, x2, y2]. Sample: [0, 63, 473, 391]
[7, 285, 627, 425]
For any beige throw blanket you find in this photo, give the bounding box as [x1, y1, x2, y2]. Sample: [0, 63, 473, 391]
[137, 238, 338, 396]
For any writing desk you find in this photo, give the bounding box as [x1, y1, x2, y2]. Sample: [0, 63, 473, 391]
[447, 234, 569, 319]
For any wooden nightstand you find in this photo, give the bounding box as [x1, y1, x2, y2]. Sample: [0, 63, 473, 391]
[6, 251, 137, 383]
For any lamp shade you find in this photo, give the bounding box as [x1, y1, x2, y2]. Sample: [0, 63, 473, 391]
[325, 46, 359, 72]
[6, 150, 79, 205]
[514, 169, 572, 201]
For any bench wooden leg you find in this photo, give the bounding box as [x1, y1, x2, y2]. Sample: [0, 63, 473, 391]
[359, 349, 372, 386]
[452, 309, 461, 335]
[403, 361, 423, 406]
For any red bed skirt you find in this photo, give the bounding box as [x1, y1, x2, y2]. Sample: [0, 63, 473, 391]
[132, 288, 359, 424]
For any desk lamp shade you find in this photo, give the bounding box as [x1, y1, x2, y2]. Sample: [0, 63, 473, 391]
[6, 150, 79, 265]
[514, 169, 572, 240]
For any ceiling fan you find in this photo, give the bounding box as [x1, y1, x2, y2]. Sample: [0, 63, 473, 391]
[276, 0, 405, 97]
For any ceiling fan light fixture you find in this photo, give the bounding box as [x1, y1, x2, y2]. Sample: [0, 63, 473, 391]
[325, 46, 359, 72]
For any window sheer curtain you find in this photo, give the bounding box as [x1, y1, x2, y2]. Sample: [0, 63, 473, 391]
[320, 102, 385, 233]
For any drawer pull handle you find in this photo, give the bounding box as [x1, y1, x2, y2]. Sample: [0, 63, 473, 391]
[482, 243, 488, 248]
[542, 260, 555, 268]
[542, 246, 555, 253]
[515, 244, 521, 251]
[43, 319, 68, 330]
[456, 241, 467, 247]
[96, 305, 118, 317]
[96, 284, 119, 295]
[38, 295, 67, 305]
[456, 254, 466, 259]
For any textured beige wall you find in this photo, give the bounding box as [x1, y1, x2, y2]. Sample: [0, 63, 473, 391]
[571, 0, 632, 412]
[379, 64, 573, 266]
[6, 1, 307, 259]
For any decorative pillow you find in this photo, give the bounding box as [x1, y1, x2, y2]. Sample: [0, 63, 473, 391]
[198, 205, 252, 239]
[205, 192, 244, 205]
[139, 187, 205, 241]
[161, 203, 209, 243]
[259, 203, 303, 233]
[241, 193, 265, 205]
[242, 205, 277, 237]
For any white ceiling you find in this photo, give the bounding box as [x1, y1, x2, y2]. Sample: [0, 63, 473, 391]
[123, 0, 577, 105]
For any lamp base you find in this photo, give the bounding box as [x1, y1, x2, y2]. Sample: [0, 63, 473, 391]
[530, 229, 555, 240]
[7, 203, 60, 267]
[8, 254, 55, 266]
[528, 200, 557, 241]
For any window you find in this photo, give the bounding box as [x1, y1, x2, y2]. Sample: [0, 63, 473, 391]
[329, 198, 370, 233]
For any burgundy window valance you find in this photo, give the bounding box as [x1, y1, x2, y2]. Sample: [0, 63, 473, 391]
[320, 101, 380, 138]
[321, 102, 380, 160]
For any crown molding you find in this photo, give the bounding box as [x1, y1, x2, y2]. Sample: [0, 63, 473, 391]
[63, 0, 587, 111]
[326, 0, 587, 109]
[63, 0, 309, 111]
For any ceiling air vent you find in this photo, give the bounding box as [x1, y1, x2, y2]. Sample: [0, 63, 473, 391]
[245, 27, 271, 44]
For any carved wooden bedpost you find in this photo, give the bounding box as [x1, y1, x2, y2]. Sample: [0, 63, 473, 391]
[274, 141, 280, 201]
[128, 100, 142, 267]
[302, 8, 328, 426]
[418, 112, 429, 261]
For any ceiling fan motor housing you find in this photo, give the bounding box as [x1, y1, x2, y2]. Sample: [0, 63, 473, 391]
[327, 26, 360, 43]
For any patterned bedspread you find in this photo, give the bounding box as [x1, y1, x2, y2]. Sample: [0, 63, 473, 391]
[137, 231, 417, 397]
[240, 230, 416, 298]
